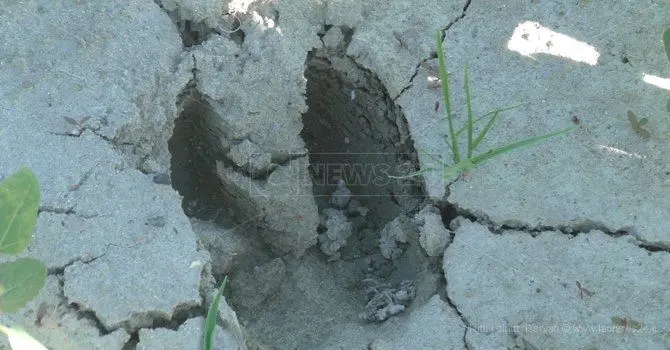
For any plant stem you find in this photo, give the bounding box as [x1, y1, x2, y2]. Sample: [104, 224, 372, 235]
[464, 64, 474, 158]
[436, 30, 460, 163]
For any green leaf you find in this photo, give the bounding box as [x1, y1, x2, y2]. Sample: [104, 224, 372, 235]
[388, 167, 436, 179]
[0, 168, 40, 255]
[454, 104, 525, 137]
[441, 158, 475, 179]
[638, 118, 648, 126]
[627, 110, 638, 128]
[203, 276, 229, 350]
[0, 258, 47, 313]
[464, 64, 474, 159]
[388, 149, 446, 179]
[396, 29, 573, 185]
[470, 127, 574, 166]
[472, 110, 501, 152]
[663, 28, 670, 63]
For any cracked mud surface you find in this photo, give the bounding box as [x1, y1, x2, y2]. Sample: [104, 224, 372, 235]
[1, 0, 669, 349]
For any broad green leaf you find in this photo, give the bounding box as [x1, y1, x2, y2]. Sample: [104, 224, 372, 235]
[638, 118, 648, 126]
[0, 168, 40, 254]
[663, 28, 670, 63]
[0, 324, 47, 350]
[203, 276, 229, 350]
[0, 258, 47, 313]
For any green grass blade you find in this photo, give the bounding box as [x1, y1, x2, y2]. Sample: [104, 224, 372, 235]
[470, 102, 527, 152]
[455, 104, 525, 137]
[440, 158, 475, 179]
[472, 110, 501, 152]
[436, 30, 460, 163]
[470, 127, 573, 166]
[203, 276, 229, 350]
[417, 148, 447, 165]
[442, 132, 457, 162]
[464, 65, 474, 158]
[388, 167, 437, 179]
[388, 149, 448, 179]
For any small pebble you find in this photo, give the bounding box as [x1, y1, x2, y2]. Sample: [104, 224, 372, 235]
[330, 179, 351, 209]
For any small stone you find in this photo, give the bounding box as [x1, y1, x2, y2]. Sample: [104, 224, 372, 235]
[330, 179, 351, 208]
[415, 205, 452, 257]
[346, 199, 369, 217]
[318, 209, 353, 257]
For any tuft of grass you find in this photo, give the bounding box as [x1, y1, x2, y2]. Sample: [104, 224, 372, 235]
[627, 110, 650, 139]
[393, 30, 572, 181]
[203, 276, 229, 350]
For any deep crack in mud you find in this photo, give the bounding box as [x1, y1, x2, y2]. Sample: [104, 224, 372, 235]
[164, 24, 451, 349]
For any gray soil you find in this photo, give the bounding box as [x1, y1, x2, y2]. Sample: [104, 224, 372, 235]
[1, 1, 669, 349]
